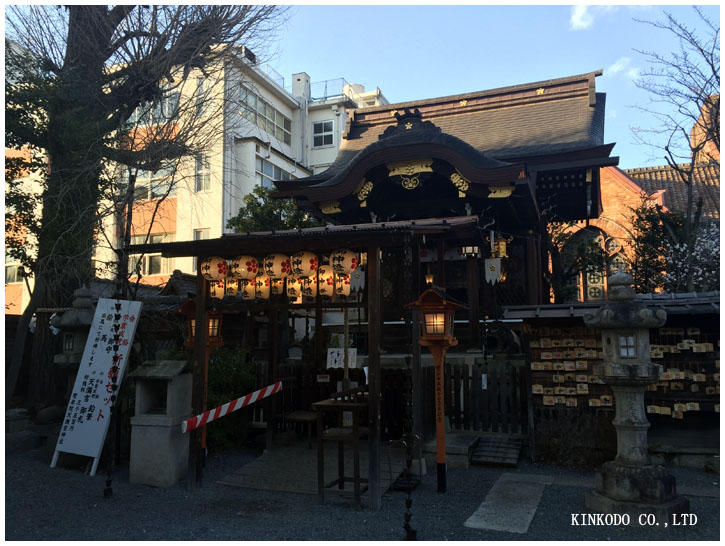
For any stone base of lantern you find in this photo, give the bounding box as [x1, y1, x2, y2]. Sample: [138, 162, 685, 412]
[585, 461, 689, 520]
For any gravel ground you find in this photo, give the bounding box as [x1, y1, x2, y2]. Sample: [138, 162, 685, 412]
[5, 442, 720, 541]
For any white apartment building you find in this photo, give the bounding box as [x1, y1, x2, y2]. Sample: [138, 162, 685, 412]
[107, 49, 388, 286]
[6, 48, 387, 314]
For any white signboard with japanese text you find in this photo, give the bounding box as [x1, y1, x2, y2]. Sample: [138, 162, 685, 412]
[326, 348, 357, 369]
[51, 298, 142, 475]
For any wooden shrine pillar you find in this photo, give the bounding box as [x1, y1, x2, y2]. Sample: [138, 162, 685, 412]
[410, 236, 424, 464]
[526, 229, 542, 304]
[466, 256, 481, 347]
[410, 309, 423, 462]
[188, 267, 208, 488]
[367, 243, 382, 510]
[265, 307, 279, 451]
[315, 302, 324, 370]
[436, 240, 446, 288]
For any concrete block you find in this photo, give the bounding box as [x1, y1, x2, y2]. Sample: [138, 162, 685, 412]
[129, 423, 189, 488]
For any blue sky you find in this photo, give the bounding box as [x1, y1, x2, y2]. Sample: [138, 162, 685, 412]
[263, 4, 719, 170]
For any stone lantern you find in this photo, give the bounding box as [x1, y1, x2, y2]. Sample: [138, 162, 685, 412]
[52, 286, 96, 397]
[583, 271, 689, 520]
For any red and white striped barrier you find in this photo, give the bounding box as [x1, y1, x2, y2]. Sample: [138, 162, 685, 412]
[181, 381, 283, 434]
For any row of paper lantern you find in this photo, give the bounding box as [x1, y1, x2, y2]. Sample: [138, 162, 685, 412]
[200, 249, 358, 282]
[208, 272, 354, 300]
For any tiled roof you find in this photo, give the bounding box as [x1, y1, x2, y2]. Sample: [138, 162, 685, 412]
[624, 162, 720, 220]
[503, 291, 719, 319]
[321, 71, 608, 178]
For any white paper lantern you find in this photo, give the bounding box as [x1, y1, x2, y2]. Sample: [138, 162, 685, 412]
[335, 273, 351, 297]
[290, 251, 318, 277]
[318, 263, 335, 297]
[263, 253, 291, 278]
[209, 279, 226, 299]
[224, 275, 238, 297]
[254, 274, 271, 300]
[286, 277, 302, 299]
[230, 255, 259, 280]
[271, 278, 285, 296]
[240, 279, 255, 301]
[200, 257, 228, 280]
[331, 248, 359, 275]
[300, 275, 318, 299]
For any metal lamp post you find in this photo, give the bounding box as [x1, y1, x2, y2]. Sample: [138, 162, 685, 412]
[407, 288, 464, 493]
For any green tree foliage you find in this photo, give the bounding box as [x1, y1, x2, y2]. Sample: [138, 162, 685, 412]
[226, 185, 320, 233]
[205, 346, 256, 451]
[628, 200, 719, 293]
[633, 8, 720, 292]
[544, 223, 609, 303]
[5, 5, 284, 400]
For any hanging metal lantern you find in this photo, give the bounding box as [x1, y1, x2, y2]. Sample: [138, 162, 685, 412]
[200, 257, 228, 280]
[300, 275, 318, 299]
[263, 253, 292, 278]
[230, 255, 258, 280]
[209, 279, 225, 299]
[271, 278, 285, 296]
[318, 262, 335, 297]
[254, 274, 271, 300]
[240, 279, 255, 301]
[330, 248, 359, 275]
[290, 251, 318, 277]
[224, 275, 239, 297]
[286, 276, 302, 299]
[335, 273, 351, 297]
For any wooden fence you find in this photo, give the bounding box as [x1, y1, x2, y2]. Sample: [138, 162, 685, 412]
[272, 359, 530, 442]
[423, 360, 530, 439]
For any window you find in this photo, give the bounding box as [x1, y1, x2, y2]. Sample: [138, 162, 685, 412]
[192, 228, 210, 271]
[240, 87, 292, 145]
[128, 92, 180, 127]
[255, 156, 292, 190]
[128, 234, 173, 277]
[5, 264, 22, 284]
[118, 164, 177, 202]
[313, 120, 334, 148]
[5, 249, 22, 284]
[195, 154, 211, 192]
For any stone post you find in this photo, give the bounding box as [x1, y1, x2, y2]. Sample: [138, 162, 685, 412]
[583, 272, 689, 521]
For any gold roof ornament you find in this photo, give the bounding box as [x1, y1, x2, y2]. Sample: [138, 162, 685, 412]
[355, 179, 373, 201]
[459, 99, 468, 106]
[487, 185, 514, 198]
[320, 200, 341, 214]
[387, 159, 433, 177]
[450, 171, 470, 195]
[536, 88, 545, 95]
[401, 175, 421, 190]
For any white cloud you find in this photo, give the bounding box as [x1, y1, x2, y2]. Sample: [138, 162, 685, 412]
[570, 6, 593, 30]
[569, 5, 619, 31]
[608, 57, 631, 75]
[626, 67, 640, 80]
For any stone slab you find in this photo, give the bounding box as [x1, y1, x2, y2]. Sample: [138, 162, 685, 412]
[423, 433, 479, 456]
[464, 476, 546, 534]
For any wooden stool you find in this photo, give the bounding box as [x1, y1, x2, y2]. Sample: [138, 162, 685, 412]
[286, 410, 317, 448]
[313, 390, 369, 508]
